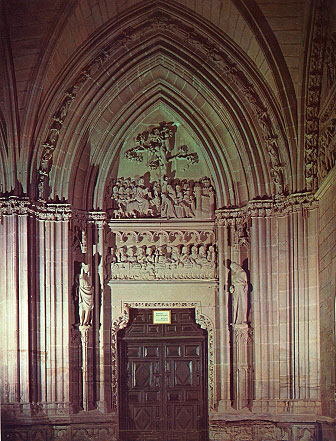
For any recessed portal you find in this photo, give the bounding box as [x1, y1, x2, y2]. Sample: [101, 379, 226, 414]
[118, 308, 208, 441]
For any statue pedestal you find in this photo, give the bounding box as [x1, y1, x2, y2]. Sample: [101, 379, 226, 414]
[231, 323, 253, 410]
[79, 325, 94, 411]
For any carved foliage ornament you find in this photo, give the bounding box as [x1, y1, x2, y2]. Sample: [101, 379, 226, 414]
[110, 229, 215, 245]
[210, 421, 292, 441]
[37, 11, 286, 199]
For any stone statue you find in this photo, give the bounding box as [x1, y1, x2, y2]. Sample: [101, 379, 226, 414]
[229, 262, 248, 325]
[78, 263, 94, 326]
[37, 175, 46, 200]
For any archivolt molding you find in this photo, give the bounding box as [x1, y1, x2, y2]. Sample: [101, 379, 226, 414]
[0, 108, 9, 193]
[304, 0, 330, 191]
[320, 85, 336, 124]
[111, 302, 215, 411]
[318, 85, 336, 180]
[35, 6, 290, 203]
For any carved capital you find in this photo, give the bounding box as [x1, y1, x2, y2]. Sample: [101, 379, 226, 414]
[216, 192, 317, 221]
[0, 197, 31, 215]
[35, 202, 72, 221]
[88, 211, 107, 225]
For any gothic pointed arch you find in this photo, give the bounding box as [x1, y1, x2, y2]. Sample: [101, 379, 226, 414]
[30, 0, 293, 208]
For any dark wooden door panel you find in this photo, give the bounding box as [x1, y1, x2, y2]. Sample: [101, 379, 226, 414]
[119, 309, 208, 441]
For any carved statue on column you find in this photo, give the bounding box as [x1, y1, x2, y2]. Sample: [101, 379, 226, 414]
[78, 263, 94, 326]
[229, 262, 248, 325]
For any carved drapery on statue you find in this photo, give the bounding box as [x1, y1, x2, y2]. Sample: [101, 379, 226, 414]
[228, 262, 252, 410]
[104, 228, 217, 281]
[230, 262, 248, 325]
[78, 263, 94, 326]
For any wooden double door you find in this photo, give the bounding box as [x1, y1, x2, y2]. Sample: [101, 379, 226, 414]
[118, 309, 208, 441]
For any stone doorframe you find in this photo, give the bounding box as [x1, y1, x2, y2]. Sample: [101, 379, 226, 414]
[111, 301, 215, 412]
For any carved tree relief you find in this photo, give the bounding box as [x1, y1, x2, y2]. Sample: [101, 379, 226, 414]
[124, 121, 199, 177]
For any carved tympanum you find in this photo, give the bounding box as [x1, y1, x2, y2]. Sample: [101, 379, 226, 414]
[107, 175, 215, 219]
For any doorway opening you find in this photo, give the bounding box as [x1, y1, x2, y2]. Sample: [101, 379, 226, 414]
[118, 308, 208, 441]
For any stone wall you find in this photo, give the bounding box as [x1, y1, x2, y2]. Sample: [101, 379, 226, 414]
[317, 168, 336, 422]
[1, 195, 331, 440]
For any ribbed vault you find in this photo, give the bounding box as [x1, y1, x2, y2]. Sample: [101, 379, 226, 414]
[30, 0, 294, 209]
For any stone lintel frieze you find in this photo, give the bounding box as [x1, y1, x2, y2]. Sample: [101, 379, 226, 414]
[104, 227, 217, 282]
[106, 172, 215, 221]
[106, 228, 215, 246]
[0, 193, 318, 223]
